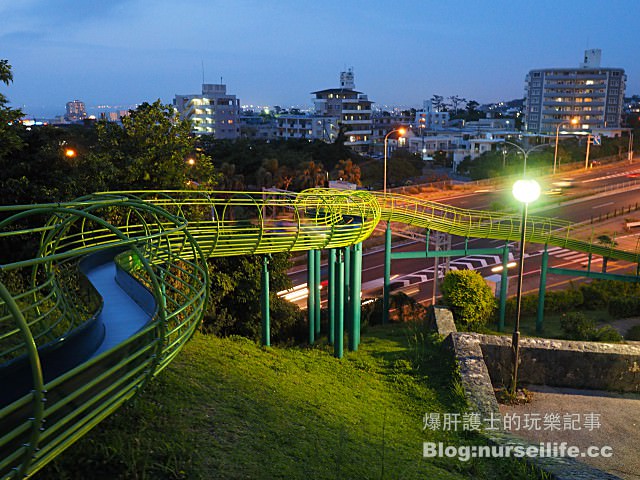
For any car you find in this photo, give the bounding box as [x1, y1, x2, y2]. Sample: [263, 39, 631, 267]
[552, 179, 574, 188]
[544, 188, 564, 196]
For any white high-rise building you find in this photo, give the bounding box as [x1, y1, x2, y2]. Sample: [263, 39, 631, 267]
[524, 50, 626, 133]
[173, 84, 240, 138]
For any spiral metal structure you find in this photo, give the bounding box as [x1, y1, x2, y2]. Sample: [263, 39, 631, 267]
[0, 188, 638, 478]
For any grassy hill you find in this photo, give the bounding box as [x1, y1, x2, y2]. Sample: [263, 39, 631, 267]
[37, 324, 543, 479]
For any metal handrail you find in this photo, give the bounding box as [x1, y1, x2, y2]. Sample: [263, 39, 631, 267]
[1, 186, 639, 477]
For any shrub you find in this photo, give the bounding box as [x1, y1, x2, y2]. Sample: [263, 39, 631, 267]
[625, 325, 640, 341]
[560, 312, 622, 342]
[560, 312, 597, 340]
[389, 292, 427, 323]
[544, 287, 583, 313]
[441, 270, 496, 331]
[608, 296, 640, 318]
[579, 283, 609, 310]
[593, 325, 623, 343]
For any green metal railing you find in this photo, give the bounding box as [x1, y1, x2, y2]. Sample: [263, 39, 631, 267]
[1, 187, 639, 478]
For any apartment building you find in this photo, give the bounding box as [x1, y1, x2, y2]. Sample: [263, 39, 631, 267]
[524, 49, 626, 133]
[173, 83, 240, 138]
[276, 114, 314, 139]
[65, 100, 87, 122]
[312, 68, 374, 154]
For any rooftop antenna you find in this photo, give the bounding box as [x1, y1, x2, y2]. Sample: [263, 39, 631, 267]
[220, 76, 223, 85]
[201, 59, 205, 85]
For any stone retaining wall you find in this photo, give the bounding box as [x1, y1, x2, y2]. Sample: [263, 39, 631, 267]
[478, 334, 640, 393]
[432, 306, 625, 479]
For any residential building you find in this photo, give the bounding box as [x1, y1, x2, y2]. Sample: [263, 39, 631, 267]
[173, 83, 240, 138]
[312, 68, 374, 154]
[276, 114, 314, 140]
[239, 111, 277, 140]
[65, 100, 87, 122]
[524, 49, 626, 134]
[414, 99, 450, 131]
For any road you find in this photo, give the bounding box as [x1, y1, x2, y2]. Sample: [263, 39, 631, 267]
[283, 160, 640, 308]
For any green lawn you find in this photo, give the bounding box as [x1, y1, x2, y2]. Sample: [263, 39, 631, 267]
[37, 325, 544, 480]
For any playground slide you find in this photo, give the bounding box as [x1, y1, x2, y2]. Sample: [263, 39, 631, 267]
[1, 188, 639, 478]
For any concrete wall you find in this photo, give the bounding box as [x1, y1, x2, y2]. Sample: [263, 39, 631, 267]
[478, 335, 640, 393]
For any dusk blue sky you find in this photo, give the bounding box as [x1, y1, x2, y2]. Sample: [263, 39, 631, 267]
[2, 0, 639, 118]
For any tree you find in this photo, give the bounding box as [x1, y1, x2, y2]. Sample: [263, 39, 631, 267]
[448, 95, 466, 115]
[332, 159, 361, 185]
[95, 100, 216, 189]
[466, 100, 479, 114]
[293, 160, 326, 191]
[202, 253, 304, 343]
[431, 95, 448, 112]
[0, 59, 24, 160]
[441, 269, 496, 331]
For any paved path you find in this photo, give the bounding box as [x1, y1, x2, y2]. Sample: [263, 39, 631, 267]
[499, 385, 640, 479]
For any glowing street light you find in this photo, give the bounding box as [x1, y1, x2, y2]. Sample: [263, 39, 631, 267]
[510, 178, 541, 397]
[186, 157, 196, 166]
[382, 126, 405, 325]
[383, 127, 406, 195]
[503, 141, 548, 175]
[553, 117, 579, 175]
[64, 148, 77, 158]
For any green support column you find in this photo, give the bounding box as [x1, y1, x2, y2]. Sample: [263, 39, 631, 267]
[328, 249, 336, 344]
[334, 249, 345, 359]
[349, 242, 363, 351]
[383, 221, 392, 324]
[536, 248, 549, 333]
[261, 255, 271, 347]
[344, 245, 351, 336]
[307, 250, 316, 345]
[314, 249, 321, 336]
[498, 243, 509, 332]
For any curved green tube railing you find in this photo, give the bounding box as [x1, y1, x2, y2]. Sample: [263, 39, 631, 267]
[0, 188, 638, 478]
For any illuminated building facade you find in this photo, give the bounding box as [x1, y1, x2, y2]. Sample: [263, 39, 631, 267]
[65, 100, 87, 122]
[312, 68, 373, 154]
[173, 84, 240, 138]
[524, 49, 626, 133]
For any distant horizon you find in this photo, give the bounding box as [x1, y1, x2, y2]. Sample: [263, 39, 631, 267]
[2, 1, 638, 120]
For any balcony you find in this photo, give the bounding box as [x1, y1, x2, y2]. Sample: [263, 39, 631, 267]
[344, 129, 372, 135]
[342, 119, 372, 125]
[344, 139, 370, 146]
[545, 73, 607, 81]
[342, 109, 372, 114]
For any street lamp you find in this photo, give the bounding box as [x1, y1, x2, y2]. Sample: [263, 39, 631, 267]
[383, 127, 406, 195]
[382, 126, 405, 325]
[553, 117, 579, 175]
[510, 178, 541, 397]
[503, 141, 549, 175]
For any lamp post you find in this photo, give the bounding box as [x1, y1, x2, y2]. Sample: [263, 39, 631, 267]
[553, 118, 579, 175]
[383, 127, 406, 194]
[382, 127, 405, 324]
[510, 178, 541, 397]
[503, 141, 549, 175]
